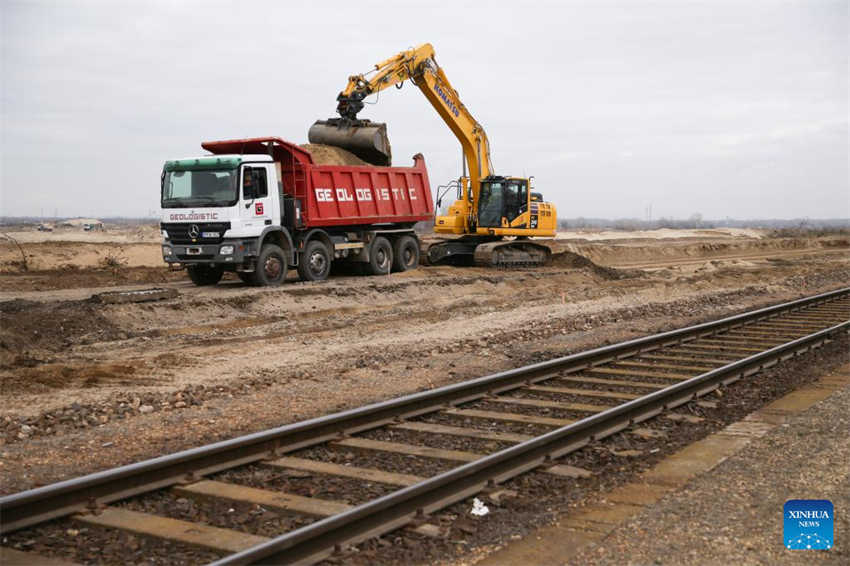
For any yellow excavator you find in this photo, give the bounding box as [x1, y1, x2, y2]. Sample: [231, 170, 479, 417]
[308, 43, 557, 267]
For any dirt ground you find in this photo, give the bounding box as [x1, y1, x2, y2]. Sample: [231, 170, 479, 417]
[0, 226, 847, 498]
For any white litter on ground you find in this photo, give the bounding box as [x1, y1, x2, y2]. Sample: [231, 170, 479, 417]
[470, 497, 489, 517]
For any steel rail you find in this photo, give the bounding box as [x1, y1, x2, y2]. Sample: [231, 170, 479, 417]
[213, 318, 850, 565]
[0, 286, 847, 535]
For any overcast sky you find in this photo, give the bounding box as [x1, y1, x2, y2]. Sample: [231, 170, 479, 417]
[1, 0, 847, 220]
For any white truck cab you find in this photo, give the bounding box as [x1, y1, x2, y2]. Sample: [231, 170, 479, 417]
[160, 154, 290, 285]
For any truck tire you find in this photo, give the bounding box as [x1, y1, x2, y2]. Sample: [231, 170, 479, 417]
[255, 244, 288, 286]
[392, 235, 419, 272]
[368, 236, 393, 276]
[187, 265, 223, 286]
[297, 240, 331, 282]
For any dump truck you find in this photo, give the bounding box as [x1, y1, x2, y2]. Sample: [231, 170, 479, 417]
[160, 137, 433, 286]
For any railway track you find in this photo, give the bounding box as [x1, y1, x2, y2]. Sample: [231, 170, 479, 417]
[2, 287, 848, 565]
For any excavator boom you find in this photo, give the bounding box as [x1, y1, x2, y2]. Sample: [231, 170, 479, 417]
[309, 43, 492, 202]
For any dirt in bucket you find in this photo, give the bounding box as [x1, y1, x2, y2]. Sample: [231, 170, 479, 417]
[300, 143, 372, 166]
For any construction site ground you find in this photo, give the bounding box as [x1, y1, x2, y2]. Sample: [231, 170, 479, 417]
[0, 227, 847, 547]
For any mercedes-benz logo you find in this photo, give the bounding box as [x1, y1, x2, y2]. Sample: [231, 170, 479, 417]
[188, 224, 200, 238]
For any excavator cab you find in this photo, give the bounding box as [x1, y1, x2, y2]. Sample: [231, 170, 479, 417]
[477, 177, 529, 228]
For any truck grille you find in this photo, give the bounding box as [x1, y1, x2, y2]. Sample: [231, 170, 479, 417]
[161, 222, 231, 244]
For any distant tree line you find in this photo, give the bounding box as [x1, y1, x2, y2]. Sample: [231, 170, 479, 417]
[0, 216, 155, 227]
[3, 215, 848, 235]
[557, 217, 850, 231]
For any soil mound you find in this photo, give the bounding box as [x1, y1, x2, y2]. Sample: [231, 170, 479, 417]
[550, 250, 635, 280]
[0, 299, 121, 361]
[300, 144, 371, 167]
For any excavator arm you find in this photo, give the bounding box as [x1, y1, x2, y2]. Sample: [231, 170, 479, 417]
[310, 43, 492, 212]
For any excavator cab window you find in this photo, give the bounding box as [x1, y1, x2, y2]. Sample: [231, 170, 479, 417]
[479, 179, 528, 227]
[501, 180, 526, 223]
[511, 180, 528, 219]
[477, 180, 504, 227]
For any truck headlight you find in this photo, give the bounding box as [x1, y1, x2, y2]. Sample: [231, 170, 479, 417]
[219, 245, 235, 255]
[162, 246, 172, 256]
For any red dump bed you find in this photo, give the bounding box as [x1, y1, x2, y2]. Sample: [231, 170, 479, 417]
[201, 137, 433, 228]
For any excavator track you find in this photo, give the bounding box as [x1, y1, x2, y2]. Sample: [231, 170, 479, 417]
[473, 239, 552, 268]
[424, 237, 553, 268]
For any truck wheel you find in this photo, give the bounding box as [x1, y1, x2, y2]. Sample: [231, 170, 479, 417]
[187, 265, 223, 286]
[237, 271, 257, 285]
[255, 244, 288, 286]
[368, 236, 393, 276]
[297, 240, 331, 282]
[392, 235, 419, 272]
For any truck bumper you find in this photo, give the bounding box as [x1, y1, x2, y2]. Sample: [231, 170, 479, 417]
[162, 239, 258, 267]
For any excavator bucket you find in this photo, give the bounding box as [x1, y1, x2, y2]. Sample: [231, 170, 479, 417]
[307, 119, 392, 166]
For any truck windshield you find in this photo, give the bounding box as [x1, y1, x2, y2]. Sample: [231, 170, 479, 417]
[162, 169, 239, 208]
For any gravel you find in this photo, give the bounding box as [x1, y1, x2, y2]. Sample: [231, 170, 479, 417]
[1, 522, 223, 565]
[216, 464, 401, 506]
[569, 362, 850, 565]
[118, 491, 317, 537]
[358, 427, 516, 455]
[417, 412, 557, 437]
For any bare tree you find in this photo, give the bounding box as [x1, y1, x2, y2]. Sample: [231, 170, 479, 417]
[0, 232, 28, 271]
